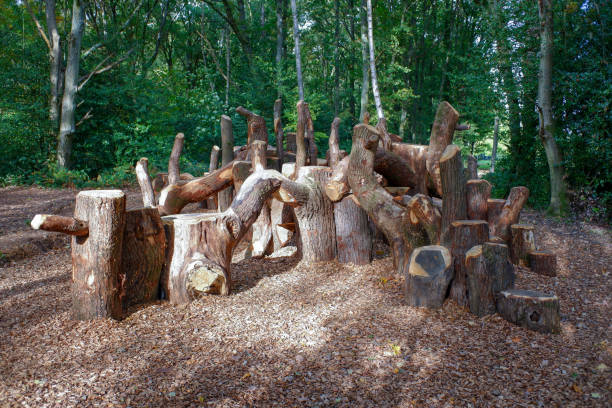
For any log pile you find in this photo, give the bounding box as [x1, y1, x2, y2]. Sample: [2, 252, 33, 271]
[30, 100, 561, 334]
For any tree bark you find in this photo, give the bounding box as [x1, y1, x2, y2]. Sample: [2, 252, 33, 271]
[537, 0, 568, 216]
[275, 0, 284, 96]
[389, 142, 428, 194]
[274, 98, 285, 169]
[328, 117, 341, 168]
[489, 186, 529, 242]
[57, 0, 86, 169]
[290, 0, 304, 100]
[168, 133, 185, 185]
[528, 250, 557, 277]
[439, 144, 467, 245]
[366, 0, 389, 149]
[136, 158, 156, 208]
[334, 196, 372, 265]
[466, 179, 492, 221]
[487, 198, 506, 223]
[72, 190, 126, 320]
[31, 214, 88, 236]
[467, 155, 478, 179]
[426, 101, 460, 196]
[359, 0, 369, 122]
[496, 289, 560, 334]
[448, 220, 489, 307]
[490, 116, 499, 172]
[236, 106, 269, 145]
[297, 101, 317, 166]
[250, 141, 274, 258]
[510, 224, 536, 266]
[285, 132, 297, 152]
[219, 115, 235, 211]
[404, 245, 453, 309]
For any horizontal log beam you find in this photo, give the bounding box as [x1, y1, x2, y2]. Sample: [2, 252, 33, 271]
[31, 214, 89, 236]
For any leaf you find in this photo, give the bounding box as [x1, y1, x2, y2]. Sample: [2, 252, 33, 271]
[390, 343, 401, 356]
[241, 372, 251, 380]
[571, 384, 582, 394]
[591, 393, 601, 399]
[595, 363, 608, 372]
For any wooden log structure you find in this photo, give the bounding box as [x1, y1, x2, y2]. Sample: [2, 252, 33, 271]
[404, 245, 453, 309]
[496, 289, 560, 334]
[297, 101, 318, 167]
[236, 106, 269, 145]
[448, 220, 489, 307]
[204, 145, 221, 209]
[274, 98, 285, 170]
[328, 117, 341, 168]
[250, 140, 274, 258]
[168, 133, 185, 185]
[465, 242, 516, 316]
[489, 186, 530, 242]
[487, 198, 506, 223]
[285, 132, 297, 152]
[31, 214, 89, 236]
[466, 154, 478, 179]
[466, 179, 492, 221]
[439, 144, 467, 245]
[218, 115, 235, 211]
[390, 142, 428, 194]
[425, 101, 460, 197]
[528, 250, 557, 276]
[334, 195, 372, 265]
[135, 158, 156, 208]
[510, 224, 536, 266]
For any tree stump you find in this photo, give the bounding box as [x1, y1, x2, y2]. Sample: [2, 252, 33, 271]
[135, 158, 156, 208]
[528, 250, 557, 276]
[439, 145, 467, 245]
[487, 199, 506, 223]
[466, 242, 516, 316]
[274, 99, 285, 170]
[404, 245, 453, 309]
[426, 101, 460, 196]
[467, 154, 478, 179]
[510, 224, 536, 266]
[120, 208, 166, 309]
[496, 289, 560, 334]
[448, 220, 489, 307]
[489, 186, 530, 242]
[466, 179, 492, 220]
[334, 195, 372, 265]
[72, 190, 126, 320]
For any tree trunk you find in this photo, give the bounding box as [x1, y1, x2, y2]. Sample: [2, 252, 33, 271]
[236, 106, 269, 145]
[334, 196, 372, 265]
[448, 220, 489, 307]
[389, 142, 428, 194]
[135, 158, 156, 208]
[275, 0, 284, 96]
[510, 224, 536, 266]
[467, 155, 478, 179]
[57, 0, 86, 169]
[45, 0, 63, 127]
[296, 101, 317, 172]
[219, 115, 235, 211]
[205, 145, 221, 209]
[290, 0, 304, 100]
[328, 117, 341, 168]
[466, 179, 492, 221]
[486, 198, 506, 223]
[274, 98, 285, 170]
[168, 133, 185, 185]
[489, 186, 529, 242]
[426, 101, 460, 197]
[528, 250, 557, 277]
[490, 116, 499, 172]
[31, 214, 88, 236]
[439, 145, 467, 245]
[359, 0, 369, 122]
[72, 190, 126, 320]
[496, 289, 560, 334]
[333, 0, 340, 116]
[537, 0, 568, 216]
[404, 245, 453, 309]
[366, 0, 388, 149]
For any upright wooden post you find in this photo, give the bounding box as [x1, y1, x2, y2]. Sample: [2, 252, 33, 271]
[219, 115, 235, 211]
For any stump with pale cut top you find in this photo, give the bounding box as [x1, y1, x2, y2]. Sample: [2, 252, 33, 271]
[496, 289, 560, 334]
[404, 245, 453, 309]
[528, 250, 557, 276]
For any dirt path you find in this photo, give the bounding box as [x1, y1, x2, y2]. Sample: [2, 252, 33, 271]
[0, 186, 610, 407]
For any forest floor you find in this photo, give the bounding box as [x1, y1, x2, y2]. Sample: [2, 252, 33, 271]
[0, 186, 610, 407]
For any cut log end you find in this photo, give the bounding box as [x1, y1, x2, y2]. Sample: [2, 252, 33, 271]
[405, 245, 453, 309]
[528, 250, 557, 276]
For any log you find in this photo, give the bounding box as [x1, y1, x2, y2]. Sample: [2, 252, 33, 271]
[466, 179, 492, 221]
[325, 156, 350, 202]
[286, 132, 297, 152]
[448, 220, 489, 307]
[374, 147, 420, 190]
[496, 289, 560, 334]
[168, 133, 185, 185]
[487, 198, 506, 223]
[232, 161, 252, 193]
[347, 124, 428, 275]
[328, 117, 341, 168]
[271, 199, 294, 250]
[528, 250, 557, 276]
[72, 190, 126, 320]
[236, 106, 269, 145]
[407, 194, 442, 244]
[334, 195, 372, 265]
[274, 98, 285, 169]
[152, 172, 194, 192]
[489, 186, 530, 242]
[219, 115, 235, 211]
[426, 102, 460, 196]
[135, 158, 156, 208]
[390, 142, 428, 194]
[510, 224, 536, 266]
[467, 154, 478, 179]
[250, 140, 274, 258]
[439, 145, 467, 245]
[466, 242, 516, 317]
[31, 214, 88, 236]
[205, 145, 221, 209]
[297, 101, 318, 168]
[120, 208, 165, 309]
[404, 245, 453, 309]
[375, 117, 393, 151]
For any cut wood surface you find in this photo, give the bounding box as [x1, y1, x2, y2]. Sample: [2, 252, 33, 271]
[404, 245, 453, 309]
[426, 101, 460, 196]
[466, 179, 492, 221]
[496, 289, 560, 334]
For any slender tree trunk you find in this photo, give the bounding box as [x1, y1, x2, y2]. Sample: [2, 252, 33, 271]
[290, 0, 304, 100]
[276, 0, 284, 97]
[359, 0, 369, 121]
[45, 0, 63, 126]
[225, 26, 231, 106]
[366, 0, 383, 123]
[537, 0, 568, 216]
[57, 0, 85, 169]
[490, 116, 499, 172]
[333, 0, 340, 116]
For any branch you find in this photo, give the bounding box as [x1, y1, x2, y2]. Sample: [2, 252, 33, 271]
[75, 109, 93, 128]
[24, 0, 51, 51]
[78, 49, 134, 92]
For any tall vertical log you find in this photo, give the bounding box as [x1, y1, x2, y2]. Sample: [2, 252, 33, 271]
[510, 224, 536, 266]
[489, 186, 530, 242]
[448, 220, 489, 307]
[297, 101, 318, 167]
[285, 132, 297, 152]
[236, 106, 269, 145]
[72, 190, 126, 320]
[219, 115, 235, 211]
[135, 158, 156, 208]
[466, 179, 492, 220]
[328, 117, 342, 168]
[467, 155, 478, 179]
[168, 133, 185, 185]
[250, 140, 274, 258]
[274, 98, 285, 169]
[390, 143, 429, 194]
[439, 144, 467, 245]
[487, 198, 506, 223]
[334, 195, 372, 264]
[206, 145, 221, 209]
[426, 102, 460, 196]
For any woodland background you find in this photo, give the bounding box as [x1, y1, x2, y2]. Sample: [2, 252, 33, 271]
[0, 0, 610, 221]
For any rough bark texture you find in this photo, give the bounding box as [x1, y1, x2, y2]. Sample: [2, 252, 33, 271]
[274, 98, 285, 169]
[496, 289, 560, 334]
[426, 101, 460, 196]
[209, 145, 220, 171]
[271, 199, 294, 250]
[325, 156, 351, 202]
[120, 208, 165, 309]
[334, 196, 372, 265]
[285, 132, 297, 152]
[466, 179, 492, 221]
[219, 115, 235, 211]
[510, 224, 536, 266]
[250, 141, 274, 258]
[297, 101, 318, 168]
[404, 245, 453, 309]
[467, 155, 478, 179]
[71, 190, 126, 320]
[528, 250, 557, 277]
[31, 214, 88, 236]
[232, 161, 252, 193]
[290, 0, 304, 100]
[448, 220, 489, 307]
[439, 144, 467, 245]
[236, 107, 269, 146]
[328, 117, 341, 168]
[465, 242, 516, 317]
[491, 116, 499, 172]
[347, 124, 428, 275]
[407, 194, 442, 244]
[152, 173, 194, 192]
[374, 147, 419, 190]
[487, 199, 506, 223]
[135, 158, 156, 208]
[390, 143, 428, 194]
[168, 133, 185, 185]
[489, 186, 530, 242]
